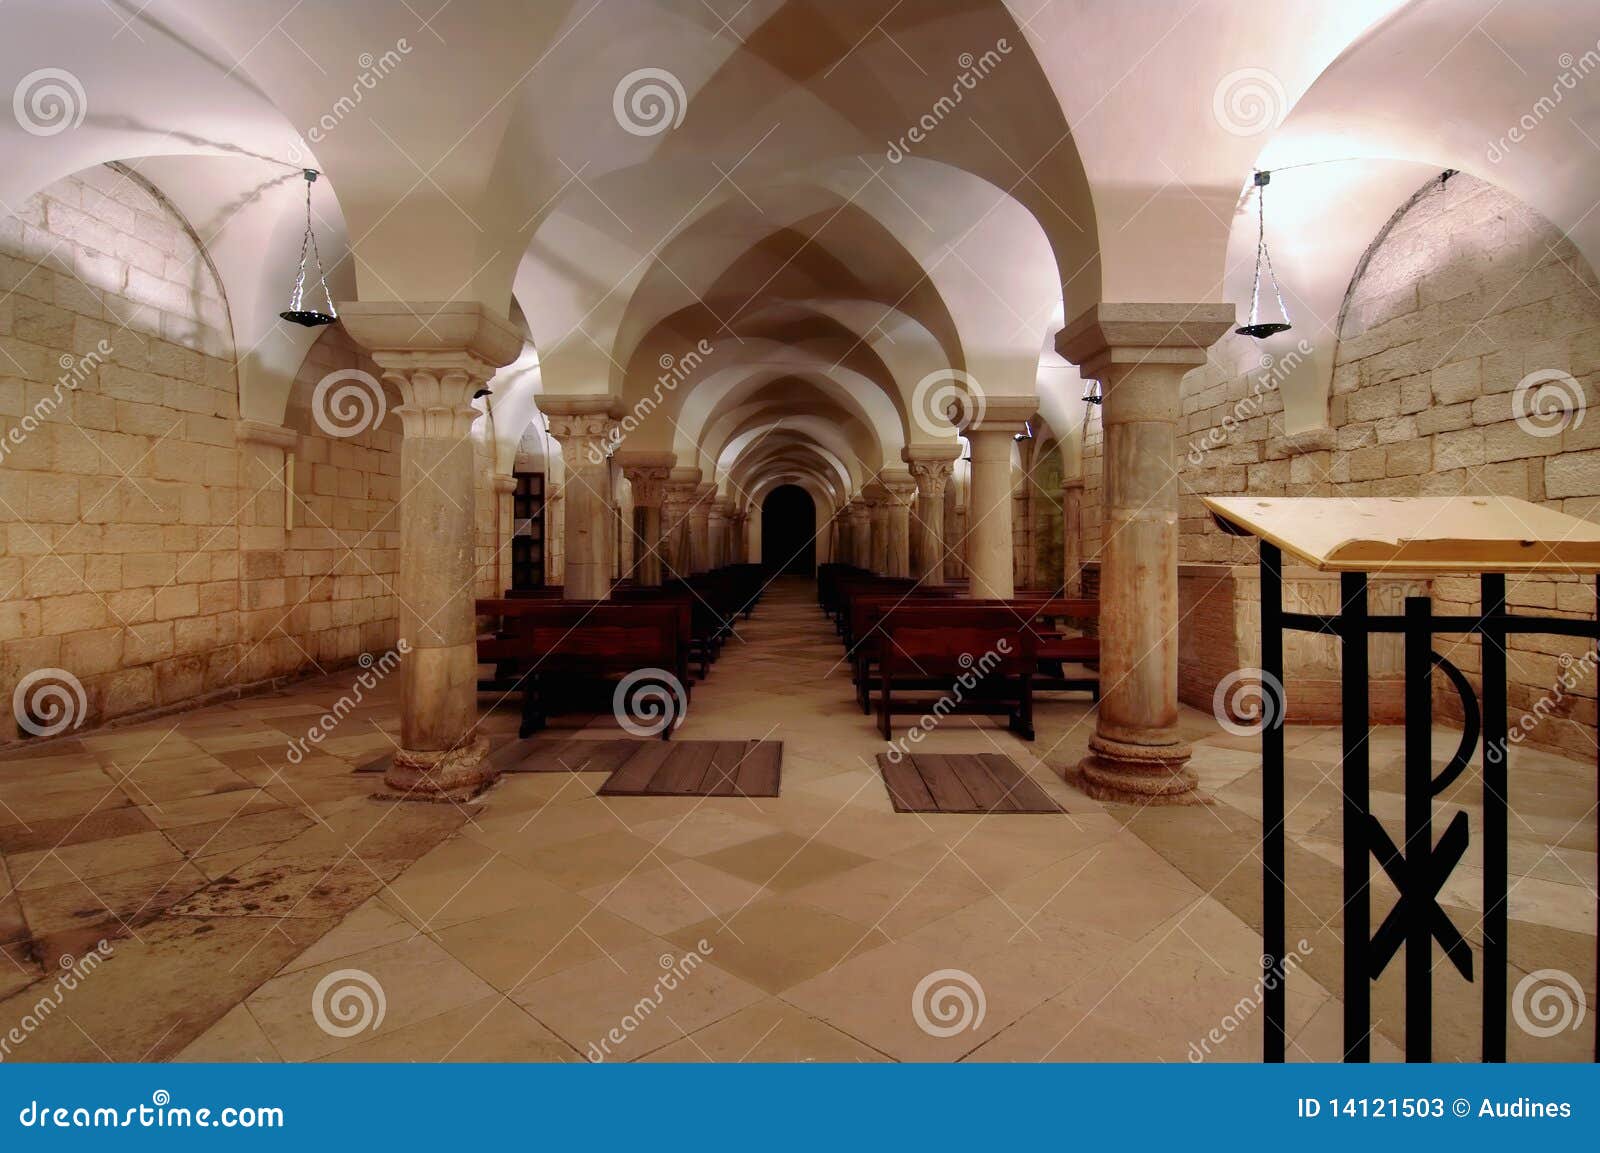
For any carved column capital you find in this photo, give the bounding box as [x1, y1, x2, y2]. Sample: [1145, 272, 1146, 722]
[370, 352, 493, 440]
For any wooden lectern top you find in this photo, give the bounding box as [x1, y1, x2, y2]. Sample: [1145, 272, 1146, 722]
[1201, 495, 1600, 574]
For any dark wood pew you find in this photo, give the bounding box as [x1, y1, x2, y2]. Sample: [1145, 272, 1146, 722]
[851, 595, 1100, 712]
[876, 605, 1042, 739]
[475, 599, 689, 738]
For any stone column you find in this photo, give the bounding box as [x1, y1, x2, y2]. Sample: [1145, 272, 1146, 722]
[340, 301, 521, 800]
[878, 468, 917, 578]
[730, 510, 747, 564]
[661, 468, 701, 580]
[690, 483, 717, 573]
[942, 481, 963, 581]
[617, 452, 675, 586]
[864, 485, 890, 574]
[1058, 303, 1234, 804]
[708, 498, 732, 570]
[541, 399, 620, 601]
[965, 400, 1034, 599]
[904, 448, 958, 586]
[1062, 476, 1085, 596]
[846, 500, 870, 568]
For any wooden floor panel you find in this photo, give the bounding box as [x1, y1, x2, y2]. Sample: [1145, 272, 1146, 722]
[874, 752, 1063, 813]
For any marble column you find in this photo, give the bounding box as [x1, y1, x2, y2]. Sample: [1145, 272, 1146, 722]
[617, 452, 675, 586]
[878, 468, 917, 578]
[661, 468, 701, 579]
[1058, 303, 1234, 804]
[542, 399, 620, 601]
[1062, 476, 1085, 596]
[340, 301, 521, 800]
[690, 483, 717, 573]
[965, 400, 1034, 599]
[904, 448, 958, 586]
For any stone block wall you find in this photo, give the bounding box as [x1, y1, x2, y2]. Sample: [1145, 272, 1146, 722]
[1152, 172, 1600, 757]
[0, 165, 512, 742]
[1, 167, 246, 735]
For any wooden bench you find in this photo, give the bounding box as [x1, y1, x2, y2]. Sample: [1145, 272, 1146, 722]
[876, 606, 1042, 739]
[847, 594, 1099, 710]
[475, 599, 689, 738]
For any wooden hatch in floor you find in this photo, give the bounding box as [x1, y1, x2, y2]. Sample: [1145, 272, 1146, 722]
[875, 752, 1063, 813]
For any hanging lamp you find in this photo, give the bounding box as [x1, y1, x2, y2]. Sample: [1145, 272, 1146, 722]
[1082, 378, 1103, 406]
[1236, 170, 1291, 339]
[279, 169, 338, 327]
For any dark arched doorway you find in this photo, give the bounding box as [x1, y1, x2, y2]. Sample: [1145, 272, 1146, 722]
[761, 484, 816, 575]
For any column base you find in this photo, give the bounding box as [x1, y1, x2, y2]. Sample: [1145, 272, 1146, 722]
[1074, 733, 1205, 805]
[381, 736, 495, 802]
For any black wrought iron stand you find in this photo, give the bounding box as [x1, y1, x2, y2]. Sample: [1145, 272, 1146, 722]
[1251, 541, 1598, 1062]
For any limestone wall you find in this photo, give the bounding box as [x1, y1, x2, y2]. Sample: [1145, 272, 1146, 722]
[0, 166, 509, 741]
[1157, 172, 1600, 756]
